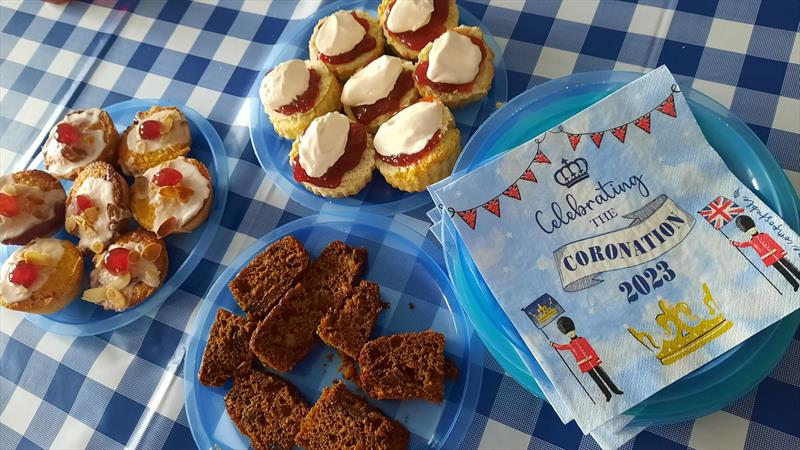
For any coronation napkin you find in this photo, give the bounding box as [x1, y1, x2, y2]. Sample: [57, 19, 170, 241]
[433, 66, 800, 433]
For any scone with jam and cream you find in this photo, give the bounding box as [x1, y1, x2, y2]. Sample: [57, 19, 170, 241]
[0, 170, 66, 246]
[309, 10, 385, 80]
[378, 0, 458, 60]
[0, 238, 83, 314]
[374, 97, 460, 192]
[65, 161, 131, 255]
[289, 112, 375, 198]
[414, 26, 494, 108]
[131, 156, 212, 238]
[341, 55, 420, 133]
[118, 106, 191, 176]
[43, 108, 119, 180]
[260, 59, 342, 140]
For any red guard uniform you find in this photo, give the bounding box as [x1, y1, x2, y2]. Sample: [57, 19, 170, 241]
[731, 233, 786, 267]
[551, 337, 601, 372]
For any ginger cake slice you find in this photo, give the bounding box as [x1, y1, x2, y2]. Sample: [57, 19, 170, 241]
[295, 381, 409, 450]
[198, 309, 256, 387]
[250, 241, 367, 371]
[228, 235, 309, 320]
[317, 280, 387, 359]
[359, 330, 449, 403]
[224, 369, 309, 450]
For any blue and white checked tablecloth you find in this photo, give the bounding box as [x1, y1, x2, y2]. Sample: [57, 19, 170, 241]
[0, 1, 798, 449]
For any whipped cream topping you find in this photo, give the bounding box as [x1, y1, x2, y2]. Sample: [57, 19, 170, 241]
[43, 108, 107, 177]
[427, 31, 482, 84]
[92, 241, 161, 289]
[315, 11, 366, 56]
[298, 112, 350, 177]
[0, 239, 65, 304]
[374, 101, 443, 157]
[0, 175, 66, 242]
[139, 157, 210, 232]
[387, 0, 435, 33]
[260, 59, 311, 112]
[72, 177, 119, 251]
[126, 109, 190, 154]
[341, 55, 405, 106]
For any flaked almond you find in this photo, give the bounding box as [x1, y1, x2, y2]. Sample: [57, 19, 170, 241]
[141, 241, 163, 262]
[65, 216, 79, 233]
[106, 272, 131, 290]
[160, 115, 174, 134]
[91, 241, 105, 254]
[156, 217, 177, 238]
[23, 250, 56, 266]
[83, 134, 96, 145]
[158, 186, 179, 199]
[105, 287, 127, 309]
[3, 184, 21, 195]
[83, 206, 99, 223]
[82, 287, 107, 303]
[127, 250, 140, 264]
[176, 186, 194, 204]
[61, 145, 86, 162]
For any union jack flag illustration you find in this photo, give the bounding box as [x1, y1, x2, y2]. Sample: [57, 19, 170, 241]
[699, 196, 745, 229]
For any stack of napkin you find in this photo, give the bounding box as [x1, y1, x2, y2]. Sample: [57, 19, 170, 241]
[428, 66, 800, 448]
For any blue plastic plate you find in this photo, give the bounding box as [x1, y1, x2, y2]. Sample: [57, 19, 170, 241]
[248, 0, 508, 215]
[185, 213, 482, 450]
[1, 99, 228, 336]
[443, 71, 800, 425]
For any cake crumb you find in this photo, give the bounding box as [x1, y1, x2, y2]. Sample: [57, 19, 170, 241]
[408, 302, 415, 310]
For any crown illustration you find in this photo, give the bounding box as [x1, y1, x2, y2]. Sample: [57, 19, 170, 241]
[553, 158, 589, 188]
[533, 303, 559, 326]
[625, 283, 733, 365]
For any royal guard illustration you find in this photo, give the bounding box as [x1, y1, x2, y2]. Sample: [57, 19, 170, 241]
[729, 215, 800, 292]
[550, 316, 624, 402]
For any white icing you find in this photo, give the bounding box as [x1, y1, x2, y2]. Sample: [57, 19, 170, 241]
[91, 241, 161, 289]
[126, 109, 190, 154]
[260, 59, 310, 112]
[427, 31, 482, 84]
[0, 239, 65, 304]
[341, 55, 405, 106]
[43, 108, 107, 177]
[298, 112, 350, 177]
[139, 157, 211, 232]
[374, 101, 442, 157]
[0, 175, 66, 243]
[315, 11, 366, 56]
[72, 177, 121, 251]
[387, 0, 434, 33]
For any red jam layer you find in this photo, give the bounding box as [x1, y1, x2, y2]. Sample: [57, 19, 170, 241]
[276, 69, 321, 115]
[351, 70, 415, 125]
[414, 35, 486, 93]
[292, 122, 368, 188]
[319, 13, 376, 65]
[378, 130, 441, 167]
[384, 0, 449, 51]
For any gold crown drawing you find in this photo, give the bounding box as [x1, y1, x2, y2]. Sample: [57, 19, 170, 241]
[625, 283, 733, 365]
[533, 303, 558, 326]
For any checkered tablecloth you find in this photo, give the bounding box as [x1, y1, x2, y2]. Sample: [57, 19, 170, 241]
[0, 1, 798, 449]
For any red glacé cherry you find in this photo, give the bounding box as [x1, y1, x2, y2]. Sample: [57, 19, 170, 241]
[55, 123, 79, 145]
[9, 261, 38, 288]
[139, 120, 161, 140]
[0, 193, 19, 217]
[75, 195, 94, 214]
[104, 248, 130, 275]
[152, 167, 183, 187]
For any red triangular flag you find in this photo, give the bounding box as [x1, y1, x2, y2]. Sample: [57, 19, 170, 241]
[520, 168, 538, 182]
[590, 132, 603, 148]
[503, 183, 521, 200]
[567, 133, 581, 151]
[533, 149, 551, 164]
[634, 113, 651, 134]
[457, 209, 477, 229]
[657, 95, 676, 117]
[483, 198, 501, 217]
[611, 125, 627, 143]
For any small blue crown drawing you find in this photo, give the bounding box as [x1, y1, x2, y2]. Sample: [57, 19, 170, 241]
[553, 158, 589, 188]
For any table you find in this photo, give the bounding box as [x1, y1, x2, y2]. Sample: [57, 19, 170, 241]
[1, 1, 798, 449]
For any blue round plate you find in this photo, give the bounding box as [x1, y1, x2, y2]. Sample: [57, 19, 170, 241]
[249, 0, 508, 215]
[1, 99, 228, 336]
[444, 71, 800, 425]
[185, 213, 482, 450]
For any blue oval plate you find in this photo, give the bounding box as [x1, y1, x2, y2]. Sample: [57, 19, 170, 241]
[185, 213, 482, 450]
[249, 0, 508, 215]
[444, 71, 800, 425]
[1, 99, 228, 336]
